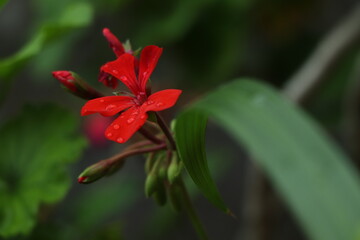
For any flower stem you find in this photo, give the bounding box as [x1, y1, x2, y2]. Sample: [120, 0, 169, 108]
[154, 112, 176, 150]
[138, 127, 164, 145]
[178, 178, 209, 240]
[126, 140, 154, 150]
[106, 143, 167, 165]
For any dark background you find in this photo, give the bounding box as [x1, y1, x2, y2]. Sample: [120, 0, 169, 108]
[1, 0, 359, 239]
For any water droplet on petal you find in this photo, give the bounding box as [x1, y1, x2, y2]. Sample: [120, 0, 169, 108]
[120, 76, 128, 82]
[117, 137, 124, 143]
[131, 111, 139, 115]
[112, 70, 119, 74]
[120, 115, 125, 119]
[156, 102, 164, 107]
[106, 104, 116, 111]
[147, 100, 154, 105]
[127, 118, 135, 124]
[106, 133, 113, 137]
[113, 124, 120, 129]
[140, 115, 146, 119]
[142, 71, 148, 77]
[100, 99, 105, 103]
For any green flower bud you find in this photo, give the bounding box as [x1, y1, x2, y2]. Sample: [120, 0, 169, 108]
[144, 151, 166, 197]
[168, 183, 182, 212]
[145, 173, 161, 198]
[78, 161, 109, 184]
[167, 155, 183, 184]
[145, 153, 155, 174]
[158, 164, 167, 180]
[153, 184, 167, 206]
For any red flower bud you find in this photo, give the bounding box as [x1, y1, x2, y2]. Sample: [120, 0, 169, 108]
[77, 176, 88, 183]
[52, 71, 77, 92]
[103, 28, 125, 57]
[52, 71, 103, 100]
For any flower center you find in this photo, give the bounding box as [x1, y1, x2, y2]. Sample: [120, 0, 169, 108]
[133, 91, 147, 105]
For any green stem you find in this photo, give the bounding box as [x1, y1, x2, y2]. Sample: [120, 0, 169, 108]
[154, 112, 177, 150]
[178, 178, 209, 240]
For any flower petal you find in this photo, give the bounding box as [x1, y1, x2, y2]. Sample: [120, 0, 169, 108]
[138, 45, 163, 91]
[143, 89, 182, 112]
[102, 28, 125, 57]
[81, 96, 134, 117]
[101, 54, 140, 94]
[105, 106, 148, 143]
[98, 71, 118, 89]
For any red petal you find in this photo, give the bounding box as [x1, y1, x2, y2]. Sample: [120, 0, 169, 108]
[105, 106, 148, 143]
[103, 28, 125, 57]
[138, 45, 163, 91]
[101, 54, 141, 94]
[81, 96, 134, 117]
[98, 71, 118, 89]
[143, 89, 182, 112]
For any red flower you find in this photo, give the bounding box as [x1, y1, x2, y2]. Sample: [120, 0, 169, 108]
[99, 28, 129, 89]
[81, 45, 181, 143]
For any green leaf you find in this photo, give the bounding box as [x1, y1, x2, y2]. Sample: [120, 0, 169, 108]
[0, 2, 93, 97]
[175, 79, 360, 240]
[0, 0, 8, 10]
[0, 104, 87, 237]
[175, 110, 230, 214]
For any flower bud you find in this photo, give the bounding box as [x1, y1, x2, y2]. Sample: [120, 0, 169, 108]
[53, 71, 77, 92]
[145, 173, 161, 198]
[167, 155, 183, 184]
[78, 161, 109, 184]
[52, 71, 103, 100]
[145, 153, 155, 174]
[103, 28, 125, 57]
[145, 152, 166, 197]
[158, 164, 167, 180]
[168, 183, 182, 212]
[153, 184, 167, 206]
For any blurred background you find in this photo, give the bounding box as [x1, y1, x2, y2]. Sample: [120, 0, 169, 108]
[0, 0, 360, 239]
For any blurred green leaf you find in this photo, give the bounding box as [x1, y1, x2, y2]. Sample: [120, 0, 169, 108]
[72, 177, 141, 231]
[134, 0, 210, 45]
[0, 0, 7, 10]
[0, 104, 87, 237]
[175, 79, 360, 240]
[0, 2, 93, 98]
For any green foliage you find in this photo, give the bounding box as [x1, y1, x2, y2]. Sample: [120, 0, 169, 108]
[0, 0, 7, 10]
[0, 2, 93, 100]
[0, 104, 87, 237]
[175, 79, 360, 240]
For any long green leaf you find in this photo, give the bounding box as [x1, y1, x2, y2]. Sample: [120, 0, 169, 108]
[175, 110, 231, 214]
[175, 79, 360, 240]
